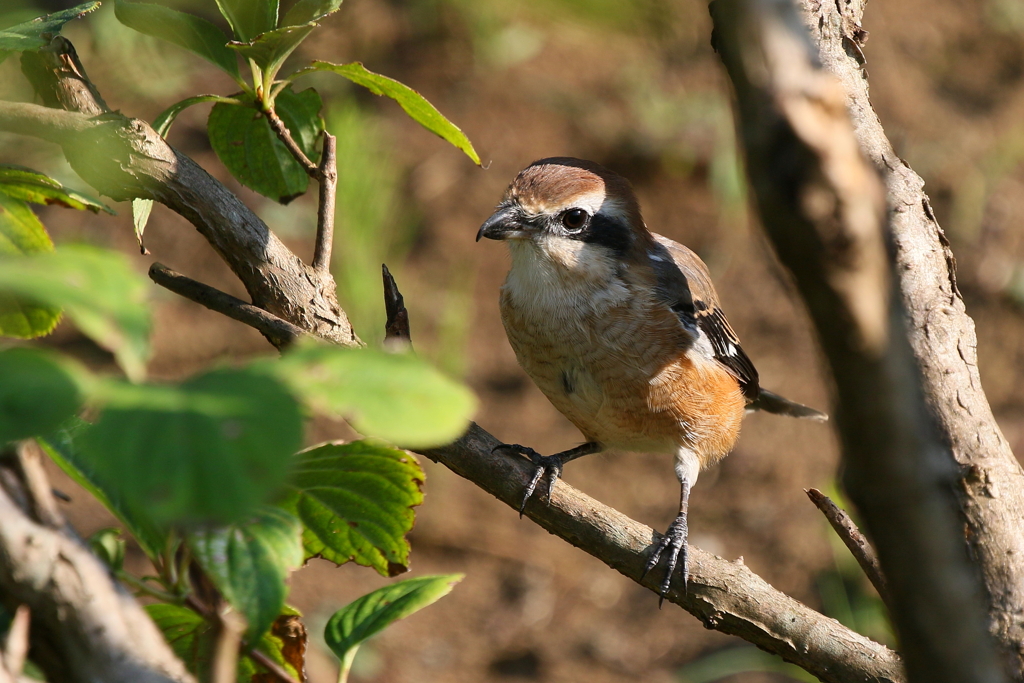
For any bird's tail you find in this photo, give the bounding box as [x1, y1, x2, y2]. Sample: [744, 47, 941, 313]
[749, 389, 828, 421]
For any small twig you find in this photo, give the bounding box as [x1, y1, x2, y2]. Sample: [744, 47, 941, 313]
[266, 107, 317, 178]
[15, 442, 64, 530]
[806, 488, 888, 601]
[118, 573, 182, 604]
[3, 605, 29, 676]
[211, 607, 245, 683]
[187, 593, 301, 683]
[149, 263, 305, 348]
[245, 645, 302, 683]
[382, 264, 411, 348]
[311, 132, 337, 273]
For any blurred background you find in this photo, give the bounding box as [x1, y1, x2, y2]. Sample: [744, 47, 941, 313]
[3, 0, 1024, 680]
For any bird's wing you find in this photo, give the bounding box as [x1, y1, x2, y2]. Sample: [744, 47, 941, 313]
[650, 233, 760, 400]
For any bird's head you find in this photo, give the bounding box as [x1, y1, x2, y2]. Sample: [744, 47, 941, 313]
[477, 158, 652, 273]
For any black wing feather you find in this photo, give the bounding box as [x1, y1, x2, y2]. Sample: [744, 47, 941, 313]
[693, 300, 760, 400]
[650, 237, 760, 401]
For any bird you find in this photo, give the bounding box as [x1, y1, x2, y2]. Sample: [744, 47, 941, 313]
[476, 157, 826, 603]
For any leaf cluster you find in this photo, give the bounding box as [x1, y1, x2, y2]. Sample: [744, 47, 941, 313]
[0, 1, 482, 679]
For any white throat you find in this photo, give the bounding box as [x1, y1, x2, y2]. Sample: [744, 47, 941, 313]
[503, 235, 628, 316]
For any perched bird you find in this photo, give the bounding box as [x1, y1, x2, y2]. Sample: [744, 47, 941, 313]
[477, 157, 825, 602]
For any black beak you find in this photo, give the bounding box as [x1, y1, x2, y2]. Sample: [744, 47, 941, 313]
[476, 207, 520, 242]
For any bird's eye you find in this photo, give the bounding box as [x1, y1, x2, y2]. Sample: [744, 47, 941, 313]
[561, 208, 588, 232]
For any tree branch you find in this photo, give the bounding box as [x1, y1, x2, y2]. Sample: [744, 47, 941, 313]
[710, 1, 1006, 680]
[312, 133, 337, 273]
[422, 425, 903, 683]
[148, 263, 305, 348]
[0, 444, 195, 683]
[9, 37, 360, 348]
[806, 488, 887, 601]
[804, 1, 1024, 674]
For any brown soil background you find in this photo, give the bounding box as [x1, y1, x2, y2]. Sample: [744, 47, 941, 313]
[4, 0, 1024, 681]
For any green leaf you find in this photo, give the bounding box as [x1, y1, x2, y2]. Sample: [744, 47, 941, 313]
[0, 166, 113, 213]
[324, 574, 462, 676]
[282, 0, 344, 26]
[0, 348, 83, 445]
[263, 343, 476, 448]
[0, 245, 151, 381]
[190, 507, 303, 639]
[280, 441, 424, 576]
[302, 61, 480, 165]
[40, 416, 168, 561]
[208, 88, 322, 203]
[0, 193, 60, 338]
[0, 2, 100, 52]
[228, 23, 316, 84]
[132, 95, 237, 248]
[114, 0, 240, 80]
[88, 527, 126, 572]
[78, 367, 302, 525]
[147, 604, 303, 683]
[215, 0, 277, 42]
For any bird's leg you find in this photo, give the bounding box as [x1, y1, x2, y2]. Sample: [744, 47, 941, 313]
[641, 478, 690, 607]
[492, 442, 601, 515]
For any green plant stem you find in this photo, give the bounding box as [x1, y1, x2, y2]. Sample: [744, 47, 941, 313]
[119, 573, 182, 604]
[338, 646, 358, 683]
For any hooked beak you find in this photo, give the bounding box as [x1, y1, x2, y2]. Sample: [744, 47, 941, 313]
[476, 206, 527, 242]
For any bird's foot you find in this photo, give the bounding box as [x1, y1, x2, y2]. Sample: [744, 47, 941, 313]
[492, 443, 566, 516]
[641, 512, 689, 607]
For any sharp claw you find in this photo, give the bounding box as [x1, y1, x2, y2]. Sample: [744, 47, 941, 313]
[519, 465, 546, 517]
[644, 513, 688, 605]
[545, 464, 561, 502]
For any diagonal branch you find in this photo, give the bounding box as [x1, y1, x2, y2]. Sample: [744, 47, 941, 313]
[422, 425, 903, 683]
[11, 37, 360, 348]
[266, 107, 318, 178]
[0, 444, 195, 683]
[148, 263, 305, 348]
[806, 488, 887, 602]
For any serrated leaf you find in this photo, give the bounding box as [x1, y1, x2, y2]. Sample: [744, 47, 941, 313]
[302, 61, 480, 165]
[78, 367, 302, 525]
[190, 507, 303, 640]
[282, 0, 343, 26]
[0, 245, 151, 380]
[114, 0, 240, 79]
[0, 193, 60, 338]
[215, 0, 277, 43]
[0, 2, 100, 52]
[0, 165, 113, 213]
[324, 574, 462, 673]
[41, 416, 169, 560]
[208, 88, 322, 203]
[228, 23, 316, 82]
[263, 343, 476, 448]
[280, 441, 424, 576]
[146, 604, 303, 683]
[0, 348, 83, 445]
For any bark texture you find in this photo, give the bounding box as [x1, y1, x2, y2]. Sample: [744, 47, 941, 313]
[806, 2, 1024, 674]
[711, 0, 1010, 681]
[0, 445, 195, 683]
